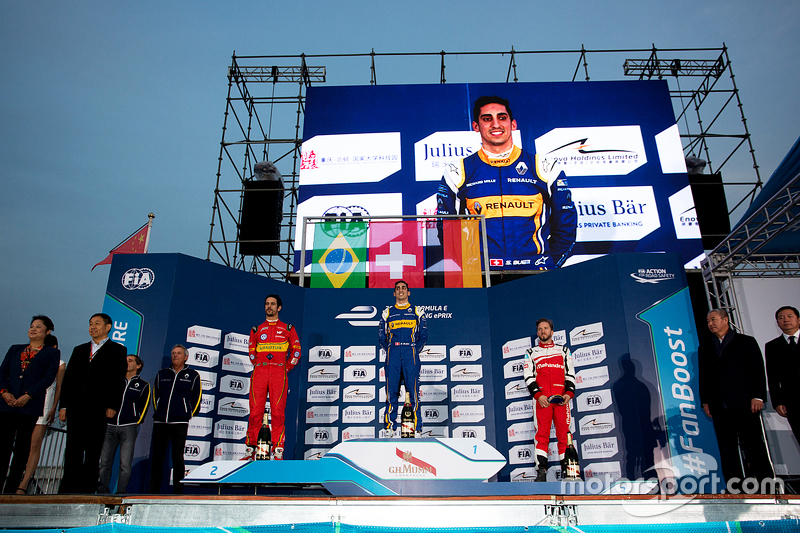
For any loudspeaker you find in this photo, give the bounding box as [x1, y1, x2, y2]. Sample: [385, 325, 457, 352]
[238, 180, 284, 256]
[688, 173, 730, 250]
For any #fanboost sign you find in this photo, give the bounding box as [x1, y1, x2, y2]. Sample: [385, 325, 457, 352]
[297, 81, 704, 272]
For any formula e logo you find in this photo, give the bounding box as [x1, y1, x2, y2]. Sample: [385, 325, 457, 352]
[335, 306, 379, 327]
[122, 268, 155, 290]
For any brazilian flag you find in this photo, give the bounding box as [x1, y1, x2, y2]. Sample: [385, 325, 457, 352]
[311, 220, 368, 288]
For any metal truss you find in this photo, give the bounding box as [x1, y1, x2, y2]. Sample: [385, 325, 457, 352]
[206, 46, 762, 283]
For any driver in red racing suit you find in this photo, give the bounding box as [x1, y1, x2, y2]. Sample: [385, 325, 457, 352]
[245, 294, 301, 460]
[522, 318, 576, 481]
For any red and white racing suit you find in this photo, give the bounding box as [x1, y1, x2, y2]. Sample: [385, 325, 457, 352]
[247, 319, 301, 454]
[522, 341, 575, 460]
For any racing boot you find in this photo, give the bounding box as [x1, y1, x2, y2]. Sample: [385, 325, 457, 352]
[272, 447, 284, 460]
[535, 456, 548, 482]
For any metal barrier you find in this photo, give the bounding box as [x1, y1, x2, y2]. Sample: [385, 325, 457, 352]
[24, 425, 66, 495]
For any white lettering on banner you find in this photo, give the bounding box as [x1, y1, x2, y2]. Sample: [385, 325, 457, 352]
[581, 436, 619, 460]
[183, 440, 210, 462]
[196, 370, 217, 391]
[534, 126, 646, 177]
[420, 365, 447, 382]
[199, 395, 215, 414]
[344, 345, 376, 362]
[343, 365, 376, 382]
[419, 345, 447, 362]
[422, 405, 448, 423]
[121, 268, 155, 290]
[224, 332, 249, 353]
[450, 364, 483, 382]
[571, 187, 660, 242]
[219, 375, 250, 395]
[662, 325, 706, 456]
[451, 405, 485, 423]
[187, 416, 213, 438]
[576, 389, 613, 412]
[452, 426, 486, 440]
[414, 131, 482, 182]
[300, 133, 402, 186]
[570, 323, 604, 346]
[188, 347, 219, 369]
[510, 467, 538, 483]
[449, 345, 482, 362]
[505, 379, 529, 400]
[451, 384, 484, 402]
[503, 337, 532, 359]
[214, 419, 248, 441]
[305, 426, 339, 446]
[419, 384, 448, 403]
[342, 406, 375, 424]
[668, 185, 703, 240]
[507, 421, 536, 443]
[503, 358, 526, 379]
[222, 352, 254, 374]
[306, 405, 340, 425]
[343, 385, 376, 402]
[572, 344, 607, 368]
[552, 330, 567, 346]
[579, 412, 616, 436]
[213, 442, 248, 461]
[342, 426, 376, 440]
[309, 346, 342, 363]
[506, 399, 534, 421]
[304, 448, 330, 461]
[575, 366, 610, 390]
[308, 365, 341, 383]
[509, 444, 537, 465]
[186, 325, 221, 347]
[217, 397, 249, 417]
[584, 461, 622, 480]
[307, 386, 340, 403]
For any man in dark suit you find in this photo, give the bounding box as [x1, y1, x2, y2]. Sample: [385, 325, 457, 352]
[765, 305, 800, 443]
[58, 313, 127, 494]
[699, 309, 774, 488]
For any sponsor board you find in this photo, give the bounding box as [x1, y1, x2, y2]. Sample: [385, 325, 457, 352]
[379, 387, 405, 405]
[576, 389, 613, 412]
[419, 384, 447, 403]
[630, 266, 679, 284]
[188, 347, 219, 369]
[199, 395, 215, 414]
[570, 322, 604, 346]
[224, 332, 249, 353]
[342, 426, 376, 440]
[572, 344, 607, 368]
[307, 386, 340, 403]
[343, 385, 376, 402]
[304, 448, 330, 460]
[420, 365, 447, 382]
[217, 396, 249, 417]
[572, 187, 660, 242]
[449, 345, 482, 362]
[578, 412, 616, 436]
[503, 358, 526, 380]
[535, 126, 647, 177]
[196, 369, 217, 391]
[299, 132, 402, 186]
[419, 345, 447, 362]
[452, 404, 485, 423]
[575, 365, 610, 390]
[669, 185, 703, 241]
[510, 467, 538, 483]
[506, 399, 534, 421]
[422, 405, 448, 423]
[184, 440, 211, 462]
[305, 426, 339, 446]
[505, 379, 529, 400]
[509, 444, 536, 465]
[507, 421, 536, 443]
[214, 419, 248, 440]
[379, 367, 385, 382]
[213, 442, 248, 461]
[584, 461, 622, 480]
[343, 365, 376, 382]
[222, 352, 254, 374]
[581, 436, 619, 460]
[308, 365, 341, 383]
[187, 325, 221, 347]
[552, 330, 567, 346]
[342, 405, 375, 424]
[219, 374, 250, 395]
[121, 267, 155, 290]
[451, 384, 484, 402]
[344, 345, 376, 363]
[420, 426, 449, 438]
[309, 346, 341, 363]
[306, 405, 340, 424]
[452, 426, 486, 440]
[450, 364, 483, 382]
[502, 337, 532, 359]
[187, 416, 213, 438]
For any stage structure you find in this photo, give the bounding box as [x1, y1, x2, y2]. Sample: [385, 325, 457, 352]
[206, 45, 762, 280]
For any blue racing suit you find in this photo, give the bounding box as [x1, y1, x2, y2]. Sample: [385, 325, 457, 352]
[437, 146, 577, 270]
[379, 303, 427, 432]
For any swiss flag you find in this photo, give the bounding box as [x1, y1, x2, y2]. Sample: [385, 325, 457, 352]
[368, 221, 424, 288]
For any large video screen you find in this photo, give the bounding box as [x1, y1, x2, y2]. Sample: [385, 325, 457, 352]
[297, 81, 704, 272]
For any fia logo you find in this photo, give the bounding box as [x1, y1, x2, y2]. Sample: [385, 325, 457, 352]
[314, 430, 329, 441]
[586, 394, 603, 406]
[318, 349, 332, 359]
[122, 268, 155, 290]
[425, 408, 439, 418]
[352, 368, 367, 378]
[227, 379, 244, 391]
[194, 351, 209, 364]
[461, 429, 477, 438]
[459, 348, 473, 358]
[517, 448, 532, 460]
[184, 444, 201, 457]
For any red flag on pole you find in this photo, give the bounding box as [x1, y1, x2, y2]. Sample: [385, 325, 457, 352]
[368, 221, 424, 288]
[92, 214, 154, 271]
[441, 219, 482, 288]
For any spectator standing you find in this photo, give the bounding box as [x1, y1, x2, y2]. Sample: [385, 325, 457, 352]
[765, 305, 800, 443]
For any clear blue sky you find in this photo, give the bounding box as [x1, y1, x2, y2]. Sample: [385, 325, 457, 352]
[1, 1, 798, 356]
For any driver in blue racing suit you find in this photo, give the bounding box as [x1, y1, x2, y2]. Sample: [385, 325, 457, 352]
[437, 95, 577, 270]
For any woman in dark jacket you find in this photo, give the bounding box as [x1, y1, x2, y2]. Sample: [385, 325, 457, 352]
[0, 316, 60, 493]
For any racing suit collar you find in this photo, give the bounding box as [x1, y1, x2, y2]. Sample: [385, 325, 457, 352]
[537, 340, 555, 348]
[395, 302, 411, 309]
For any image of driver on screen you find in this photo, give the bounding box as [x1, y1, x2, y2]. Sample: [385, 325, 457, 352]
[437, 96, 577, 270]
